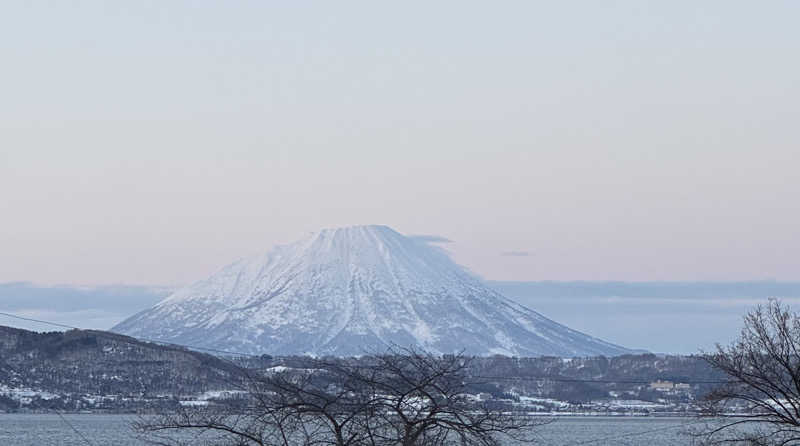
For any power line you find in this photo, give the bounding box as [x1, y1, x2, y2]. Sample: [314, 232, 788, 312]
[0, 311, 263, 358]
[473, 375, 732, 385]
[0, 311, 733, 385]
[55, 411, 95, 446]
[0, 312, 78, 330]
[0, 310, 733, 446]
[565, 418, 708, 445]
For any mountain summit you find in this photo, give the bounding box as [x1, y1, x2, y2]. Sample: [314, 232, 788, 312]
[114, 225, 631, 357]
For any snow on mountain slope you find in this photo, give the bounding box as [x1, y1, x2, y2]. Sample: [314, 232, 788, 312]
[113, 225, 632, 357]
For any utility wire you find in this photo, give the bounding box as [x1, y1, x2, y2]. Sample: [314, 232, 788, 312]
[0, 312, 77, 330]
[0, 310, 733, 446]
[0, 311, 733, 385]
[564, 418, 709, 445]
[474, 375, 731, 385]
[0, 311, 263, 357]
[55, 411, 95, 446]
[0, 312, 101, 444]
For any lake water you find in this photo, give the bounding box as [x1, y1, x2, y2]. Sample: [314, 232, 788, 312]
[0, 414, 701, 445]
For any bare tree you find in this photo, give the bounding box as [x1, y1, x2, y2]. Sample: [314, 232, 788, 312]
[325, 348, 546, 446]
[134, 348, 548, 446]
[694, 300, 800, 445]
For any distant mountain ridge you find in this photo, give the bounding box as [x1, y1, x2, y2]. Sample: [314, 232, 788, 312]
[114, 225, 633, 357]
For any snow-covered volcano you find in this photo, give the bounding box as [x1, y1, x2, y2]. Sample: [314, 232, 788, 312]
[114, 225, 631, 357]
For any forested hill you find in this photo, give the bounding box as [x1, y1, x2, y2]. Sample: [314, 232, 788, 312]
[0, 325, 242, 400]
[0, 324, 725, 413]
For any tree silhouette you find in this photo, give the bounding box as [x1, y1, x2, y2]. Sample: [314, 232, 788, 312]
[134, 348, 548, 445]
[695, 300, 800, 445]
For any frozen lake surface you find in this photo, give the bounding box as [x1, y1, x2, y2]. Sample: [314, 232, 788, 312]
[0, 414, 701, 445]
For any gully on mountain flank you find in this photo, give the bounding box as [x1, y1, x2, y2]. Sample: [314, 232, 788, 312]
[113, 225, 632, 357]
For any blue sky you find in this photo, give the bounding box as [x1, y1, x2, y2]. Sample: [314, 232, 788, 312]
[1, 1, 799, 286]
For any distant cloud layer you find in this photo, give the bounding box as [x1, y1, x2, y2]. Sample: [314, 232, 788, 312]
[0, 282, 169, 332]
[5, 281, 800, 354]
[409, 234, 453, 243]
[501, 251, 530, 257]
[489, 281, 800, 354]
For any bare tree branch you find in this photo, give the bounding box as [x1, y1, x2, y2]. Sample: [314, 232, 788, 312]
[695, 300, 800, 445]
[134, 347, 549, 445]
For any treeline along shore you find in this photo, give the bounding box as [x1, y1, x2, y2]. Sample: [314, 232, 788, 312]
[0, 324, 726, 414]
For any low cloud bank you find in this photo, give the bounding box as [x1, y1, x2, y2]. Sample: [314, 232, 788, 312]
[0, 282, 169, 332]
[491, 281, 800, 355]
[4, 280, 800, 355]
[500, 251, 530, 257]
[408, 234, 453, 243]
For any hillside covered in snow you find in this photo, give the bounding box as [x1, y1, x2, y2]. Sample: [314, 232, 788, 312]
[114, 225, 632, 357]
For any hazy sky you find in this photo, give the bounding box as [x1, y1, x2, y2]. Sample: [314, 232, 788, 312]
[2, 1, 798, 286]
[4, 281, 800, 354]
